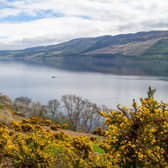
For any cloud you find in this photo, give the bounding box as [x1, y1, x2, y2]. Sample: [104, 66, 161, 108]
[0, 0, 168, 49]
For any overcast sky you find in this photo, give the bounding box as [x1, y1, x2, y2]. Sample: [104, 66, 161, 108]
[0, 0, 168, 50]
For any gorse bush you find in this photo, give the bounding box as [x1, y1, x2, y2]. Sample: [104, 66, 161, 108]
[93, 127, 104, 136]
[53, 131, 69, 140]
[50, 124, 61, 131]
[12, 120, 22, 132]
[21, 123, 34, 132]
[30, 116, 43, 125]
[0, 126, 107, 168]
[11, 131, 54, 168]
[0, 127, 11, 162]
[62, 123, 68, 129]
[100, 87, 168, 167]
[0, 88, 167, 168]
[44, 120, 52, 126]
[72, 136, 93, 159]
[50, 124, 58, 131]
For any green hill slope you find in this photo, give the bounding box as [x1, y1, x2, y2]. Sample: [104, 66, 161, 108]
[0, 31, 168, 76]
[141, 38, 168, 60]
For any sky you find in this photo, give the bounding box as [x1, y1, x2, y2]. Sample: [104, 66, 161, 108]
[0, 0, 168, 50]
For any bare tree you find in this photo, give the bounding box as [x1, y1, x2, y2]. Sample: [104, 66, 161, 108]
[62, 95, 85, 130]
[62, 95, 100, 132]
[80, 100, 99, 132]
[14, 97, 32, 106]
[48, 99, 60, 118]
[13, 97, 32, 116]
[31, 102, 48, 118]
[0, 94, 13, 105]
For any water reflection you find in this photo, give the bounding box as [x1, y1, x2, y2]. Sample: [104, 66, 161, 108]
[0, 62, 167, 109]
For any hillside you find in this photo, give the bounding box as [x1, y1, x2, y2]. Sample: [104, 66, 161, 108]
[0, 31, 168, 76]
[0, 88, 167, 167]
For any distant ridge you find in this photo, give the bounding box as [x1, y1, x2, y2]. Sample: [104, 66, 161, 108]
[0, 30, 168, 76]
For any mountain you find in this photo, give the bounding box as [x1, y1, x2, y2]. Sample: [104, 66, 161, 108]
[0, 31, 168, 76]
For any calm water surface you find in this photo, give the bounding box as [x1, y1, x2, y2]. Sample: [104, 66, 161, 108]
[0, 62, 167, 108]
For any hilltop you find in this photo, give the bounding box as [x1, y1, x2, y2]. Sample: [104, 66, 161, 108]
[0, 31, 168, 76]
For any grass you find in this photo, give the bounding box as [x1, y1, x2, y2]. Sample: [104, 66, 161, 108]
[140, 39, 168, 60]
[92, 144, 105, 154]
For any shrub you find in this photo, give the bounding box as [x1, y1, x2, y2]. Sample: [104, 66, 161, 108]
[50, 124, 60, 130]
[21, 118, 30, 124]
[62, 123, 68, 129]
[102, 130, 107, 136]
[0, 121, 5, 128]
[93, 127, 103, 136]
[46, 142, 87, 168]
[0, 127, 13, 162]
[30, 116, 43, 125]
[44, 119, 52, 126]
[72, 136, 93, 159]
[100, 87, 168, 167]
[50, 124, 58, 131]
[53, 131, 69, 141]
[90, 136, 97, 142]
[0, 89, 167, 167]
[12, 121, 22, 132]
[11, 132, 55, 168]
[34, 124, 42, 130]
[21, 123, 34, 132]
[55, 123, 60, 128]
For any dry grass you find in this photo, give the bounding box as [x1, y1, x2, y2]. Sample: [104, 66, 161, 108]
[0, 108, 13, 124]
